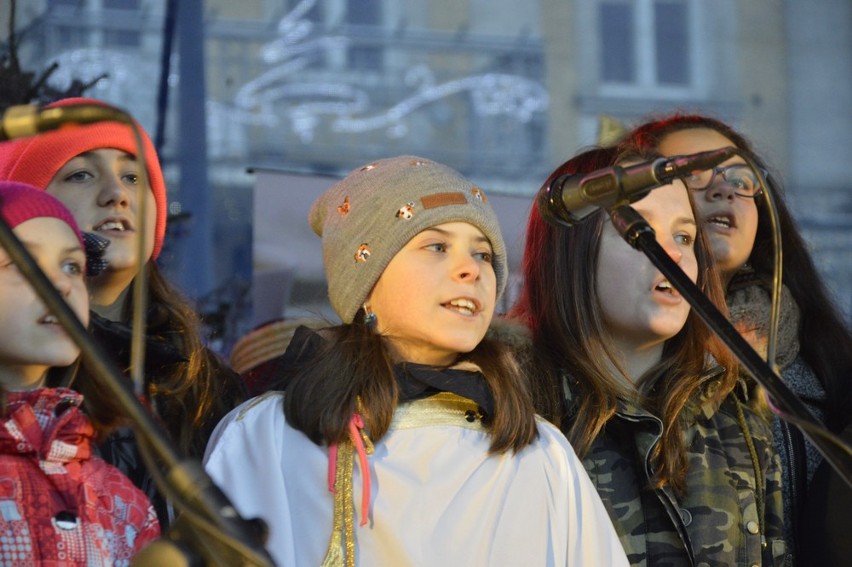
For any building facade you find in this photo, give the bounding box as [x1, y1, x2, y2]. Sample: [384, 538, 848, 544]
[6, 0, 850, 341]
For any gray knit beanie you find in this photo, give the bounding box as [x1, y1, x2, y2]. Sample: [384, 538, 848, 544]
[309, 156, 507, 324]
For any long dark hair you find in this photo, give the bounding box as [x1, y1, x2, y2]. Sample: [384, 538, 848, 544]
[140, 263, 244, 457]
[54, 263, 243, 455]
[511, 146, 737, 493]
[280, 311, 539, 455]
[627, 113, 852, 431]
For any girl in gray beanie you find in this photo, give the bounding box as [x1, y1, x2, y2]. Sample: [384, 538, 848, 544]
[204, 156, 627, 567]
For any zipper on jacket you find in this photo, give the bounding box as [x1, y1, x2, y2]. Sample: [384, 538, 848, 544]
[780, 417, 806, 562]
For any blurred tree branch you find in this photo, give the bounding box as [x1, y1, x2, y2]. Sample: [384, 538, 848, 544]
[0, 0, 106, 111]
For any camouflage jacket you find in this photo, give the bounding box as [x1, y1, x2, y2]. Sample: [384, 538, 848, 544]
[565, 380, 787, 566]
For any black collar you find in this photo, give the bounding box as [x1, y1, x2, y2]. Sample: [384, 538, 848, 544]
[395, 363, 494, 417]
[283, 326, 494, 417]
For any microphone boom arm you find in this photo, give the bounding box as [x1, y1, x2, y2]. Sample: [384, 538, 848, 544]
[609, 204, 852, 490]
[0, 104, 275, 565]
[0, 212, 274, 566]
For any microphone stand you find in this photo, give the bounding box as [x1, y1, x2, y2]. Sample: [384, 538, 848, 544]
[608, 204, 852, 490]
[0, 215, 274, 566]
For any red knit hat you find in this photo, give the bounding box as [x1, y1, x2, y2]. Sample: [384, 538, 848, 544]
[0, 181, 85, 250]
[0, 97, 167, 259]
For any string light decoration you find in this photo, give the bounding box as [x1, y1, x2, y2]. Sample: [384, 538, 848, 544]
[233, 0, 548, 143]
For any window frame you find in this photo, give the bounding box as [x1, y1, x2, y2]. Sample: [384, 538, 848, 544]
[593, 0, 706, 100]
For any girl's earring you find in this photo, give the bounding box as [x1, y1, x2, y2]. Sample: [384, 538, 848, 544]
[363, 304, 377, 329]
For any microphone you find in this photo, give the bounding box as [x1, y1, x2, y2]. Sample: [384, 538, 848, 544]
[538, 147, 737, 226]
[0, 103, 130, 141]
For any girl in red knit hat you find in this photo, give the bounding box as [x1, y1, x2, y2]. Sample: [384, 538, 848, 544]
[0, 98, 246, 527]
[0, 182, 160, 564]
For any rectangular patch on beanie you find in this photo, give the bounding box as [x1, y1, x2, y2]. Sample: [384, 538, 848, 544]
[421, 192, 467, 208]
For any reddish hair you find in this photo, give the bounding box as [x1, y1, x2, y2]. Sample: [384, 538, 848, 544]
[624, 113, 852, 431]
[511, 145, 737, 492]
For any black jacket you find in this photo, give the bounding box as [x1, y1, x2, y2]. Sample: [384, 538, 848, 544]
[89, 312, 246, 527]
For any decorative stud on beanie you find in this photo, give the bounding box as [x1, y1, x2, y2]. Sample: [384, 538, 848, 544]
[0, 97, 168, 259]
[0, 181, 85, 250]
[309, 155, 507, 324]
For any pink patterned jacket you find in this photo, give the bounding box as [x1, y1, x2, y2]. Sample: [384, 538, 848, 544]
[0, 387, 160, 566]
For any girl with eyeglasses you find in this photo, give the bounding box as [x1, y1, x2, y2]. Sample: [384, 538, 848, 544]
[510, 145, 786, 565]
[624, 114, 852, 566]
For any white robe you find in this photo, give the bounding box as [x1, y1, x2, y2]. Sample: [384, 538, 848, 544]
[204, 392, 628, 566]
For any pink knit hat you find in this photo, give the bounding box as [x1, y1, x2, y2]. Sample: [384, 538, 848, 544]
[0, 97, 167, 259]
[0, 181, 84, 250]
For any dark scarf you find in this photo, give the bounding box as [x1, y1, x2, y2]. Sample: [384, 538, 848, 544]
[89, 312, 187, 375]
[282, 325, 495, 417]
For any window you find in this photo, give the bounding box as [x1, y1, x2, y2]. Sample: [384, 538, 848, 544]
[105, 28, 141, 48]
[103, 0, 142, 48]
[346, 0, 382, 71]
[598, 0, 693, 93]
[290, 0, 322, 23]
[600, 1, 635, 83]
[654, 0, 689, 85]
[285, 0, 326, 69]
[103, 0, 140, 8]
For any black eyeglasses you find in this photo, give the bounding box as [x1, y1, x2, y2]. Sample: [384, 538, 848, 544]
[683, 164, 766, 199]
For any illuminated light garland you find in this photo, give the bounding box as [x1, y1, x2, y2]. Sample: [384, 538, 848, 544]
[233, 0, 548, 143]
[331, 71, 548, 137]
[45, 0, 549, 147]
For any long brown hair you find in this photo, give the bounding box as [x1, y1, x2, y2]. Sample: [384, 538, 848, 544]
[280, 310, 539, 455]
[627, 113, 852, 432]
[139, 263, 244, 457]
[52, 263, 243, 455]
[511, 146, 737, 493]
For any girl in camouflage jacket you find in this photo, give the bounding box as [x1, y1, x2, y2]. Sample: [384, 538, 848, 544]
[623, 113, 852, 565]
[512, 146, 787, 565]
